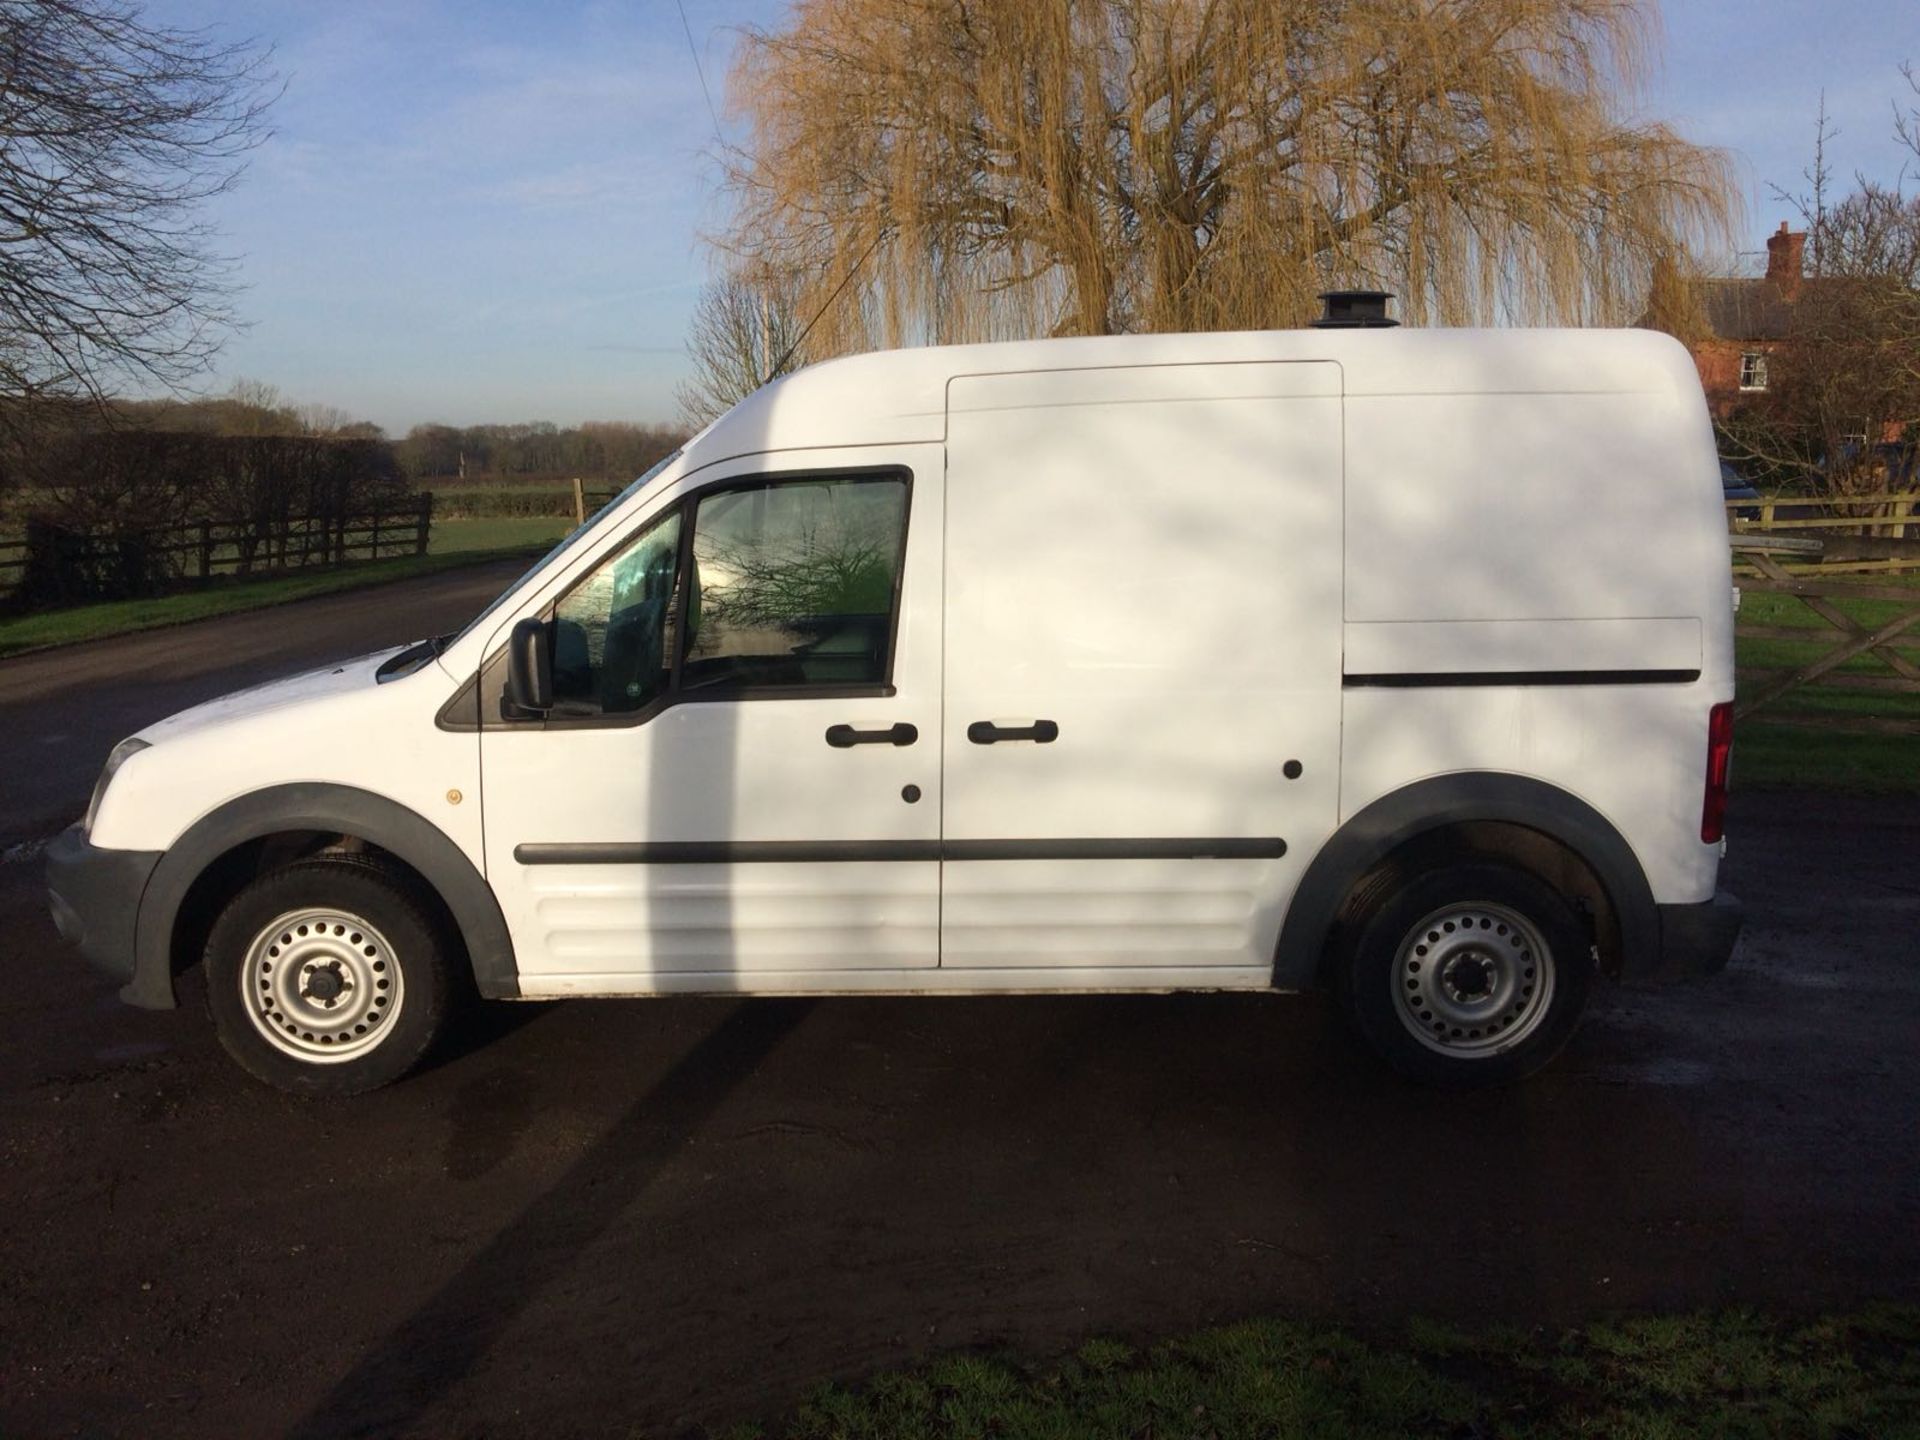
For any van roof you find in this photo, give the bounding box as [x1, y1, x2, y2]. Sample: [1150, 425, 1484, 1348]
[684, 327, 1698, 466]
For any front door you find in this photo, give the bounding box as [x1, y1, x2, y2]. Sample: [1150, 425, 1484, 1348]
[940, 363, 1345, 978]
[479, 447, 943, 991]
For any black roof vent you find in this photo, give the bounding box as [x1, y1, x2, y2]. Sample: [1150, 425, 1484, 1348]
[1313, 290, 1398, 328]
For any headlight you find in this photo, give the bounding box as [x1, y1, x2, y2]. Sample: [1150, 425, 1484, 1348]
[84, 737, 150, 835]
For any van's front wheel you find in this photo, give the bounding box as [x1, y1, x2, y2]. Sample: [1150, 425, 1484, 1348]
[205, 859, 452, 1095]
[1338, 862, 1593, 1086]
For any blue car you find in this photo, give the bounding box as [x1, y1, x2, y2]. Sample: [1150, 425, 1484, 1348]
[1720, 461, 1761, 522]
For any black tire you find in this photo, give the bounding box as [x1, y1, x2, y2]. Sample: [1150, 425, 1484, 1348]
[1336, 860, 1594, 1087]
[204, 858, 453, 1096]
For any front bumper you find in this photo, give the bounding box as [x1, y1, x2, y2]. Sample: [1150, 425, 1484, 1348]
[45, 826, 162, 991]
[1636, 891, 1744, 985]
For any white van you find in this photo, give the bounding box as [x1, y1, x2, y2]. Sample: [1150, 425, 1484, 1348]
[46, 321, 1743, 1094]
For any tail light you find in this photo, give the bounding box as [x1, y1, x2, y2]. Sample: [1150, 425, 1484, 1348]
[1701, 702, 1734, 844]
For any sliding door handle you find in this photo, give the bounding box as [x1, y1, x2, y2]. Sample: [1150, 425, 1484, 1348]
[825, 722, 918, 748]
[967, 719, 1059, 745]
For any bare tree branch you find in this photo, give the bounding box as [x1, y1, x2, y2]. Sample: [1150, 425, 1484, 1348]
[1724, 73, 1920, 495]
[677, 266, 809, 426]
[0, 0, 277, 452]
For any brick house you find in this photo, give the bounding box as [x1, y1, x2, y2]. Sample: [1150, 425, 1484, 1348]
[1686, 222, 1804, 418]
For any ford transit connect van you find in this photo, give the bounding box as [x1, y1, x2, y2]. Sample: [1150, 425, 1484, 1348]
[46, 326, 1743, 1093]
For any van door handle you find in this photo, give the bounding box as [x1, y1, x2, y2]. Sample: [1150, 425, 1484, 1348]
[825, 722, 918, 748]
[967, 719, 1059, 745]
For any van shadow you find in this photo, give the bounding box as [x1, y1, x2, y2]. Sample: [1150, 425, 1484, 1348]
[284, 978, 1736, 1438]
[285, 999, 812, 1440]
[427, 994, 551, 1070]
[749, 988, 1722, 1359]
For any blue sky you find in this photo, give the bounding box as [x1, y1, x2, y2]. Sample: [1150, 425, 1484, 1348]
[152, 0, 1919, 436]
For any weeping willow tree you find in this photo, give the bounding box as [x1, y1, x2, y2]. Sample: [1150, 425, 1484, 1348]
[719, 0, 1737, 351]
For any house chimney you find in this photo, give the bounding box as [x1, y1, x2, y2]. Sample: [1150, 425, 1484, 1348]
[1765, 221, 1806, 296]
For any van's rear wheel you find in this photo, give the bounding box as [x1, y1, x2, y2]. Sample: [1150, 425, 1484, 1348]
[205, 859, 452, 1095]
[1338, 861, 1593, 1086]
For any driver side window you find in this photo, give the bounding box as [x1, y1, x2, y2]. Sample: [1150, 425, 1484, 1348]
[682, 476, 908, 692]
[532, 470, 908, 722]
[550, 508, 682, 715]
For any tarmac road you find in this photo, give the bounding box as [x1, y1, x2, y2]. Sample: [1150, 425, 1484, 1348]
[1, 570, 1916, 1438]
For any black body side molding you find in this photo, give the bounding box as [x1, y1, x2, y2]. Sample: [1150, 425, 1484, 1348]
[1343, 668, 1700, 688]
[513, 837, 1285, 865]
[127, 784, 518, 1009]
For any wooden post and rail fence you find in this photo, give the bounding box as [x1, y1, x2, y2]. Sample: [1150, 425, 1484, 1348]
[0, 494, 434, 612]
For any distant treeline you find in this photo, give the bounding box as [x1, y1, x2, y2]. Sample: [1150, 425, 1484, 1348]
[120, 391, 689, 482]
[117, 384, 387, 442]
[0, 383, 688, 517]
[7, 384, 410, 533]
[23, 429, 407, 533]
[394, 421, 687, 482]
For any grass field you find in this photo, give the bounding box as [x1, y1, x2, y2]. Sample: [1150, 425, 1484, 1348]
[1736, 722, 1920, 791]
[726, 1307, 1920, 1440]
[1732, 571, 1920, 792]
[428, 515, 569, 553]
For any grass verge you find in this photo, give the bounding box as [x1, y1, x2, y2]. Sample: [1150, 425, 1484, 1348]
[1734, 722, 1920, 792]
[1733, 573, 1920, 793]
[0, 545, 539, 658]
[720, 1306, 1920, 1440]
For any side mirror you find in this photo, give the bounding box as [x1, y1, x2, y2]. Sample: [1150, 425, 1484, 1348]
[505, 616, 553, 716]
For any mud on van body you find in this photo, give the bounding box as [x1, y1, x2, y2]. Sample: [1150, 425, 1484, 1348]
[47, 327, 1742, 1093]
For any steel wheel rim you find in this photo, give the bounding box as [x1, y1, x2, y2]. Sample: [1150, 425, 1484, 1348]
[240, 907, 403, 1063]
[1392, 901, 1554, 1056]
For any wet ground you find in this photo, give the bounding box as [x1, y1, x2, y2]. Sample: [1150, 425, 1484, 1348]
[1, 571, 1916, 1438]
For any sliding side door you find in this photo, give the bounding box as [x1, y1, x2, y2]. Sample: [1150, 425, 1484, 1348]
[940, 363, 1344, 980]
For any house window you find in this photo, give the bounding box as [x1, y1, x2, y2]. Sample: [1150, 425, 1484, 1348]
[1739, 352, 1769, 391]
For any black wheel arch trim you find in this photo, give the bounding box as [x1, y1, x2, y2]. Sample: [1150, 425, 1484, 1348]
[127, 783, 518, 1009]
[1271, 773, 1658, 991]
